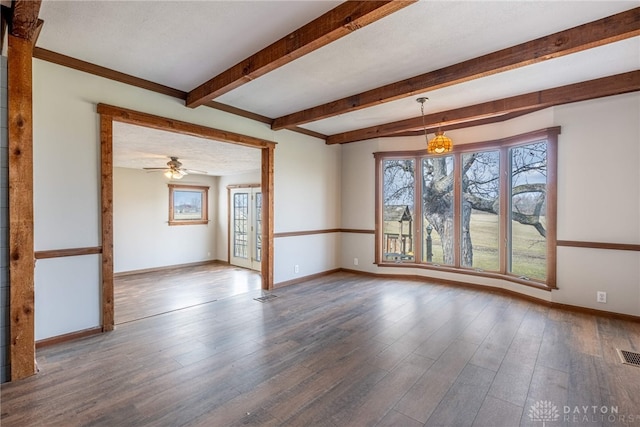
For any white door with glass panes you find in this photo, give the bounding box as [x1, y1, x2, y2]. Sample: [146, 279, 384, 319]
[230, 187, 262, 271]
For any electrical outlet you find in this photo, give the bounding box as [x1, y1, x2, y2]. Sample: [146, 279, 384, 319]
[597, 291, 607, 303]
[354, 258, 359, 266]
[294, 264, 299, 274]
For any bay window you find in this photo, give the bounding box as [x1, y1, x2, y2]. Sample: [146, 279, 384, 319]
[374, 128, 559, 289]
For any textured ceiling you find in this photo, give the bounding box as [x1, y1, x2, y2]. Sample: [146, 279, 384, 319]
[112, 122, 261, 177]
[34, 1, 640, 175]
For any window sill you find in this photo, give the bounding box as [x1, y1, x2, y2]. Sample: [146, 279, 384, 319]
[375, 261, 556, 291]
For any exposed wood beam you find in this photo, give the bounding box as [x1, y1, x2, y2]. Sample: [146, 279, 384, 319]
[326, 71, 640, 144]
[185, 1, 416, 108]
[8, 0, 41, 40]
[33, 47, 187, 99]
[205, 100, 271, 125]
[273, 7, 640, 130]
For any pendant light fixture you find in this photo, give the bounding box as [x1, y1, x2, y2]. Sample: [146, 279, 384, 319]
[416, 97, 453, 154]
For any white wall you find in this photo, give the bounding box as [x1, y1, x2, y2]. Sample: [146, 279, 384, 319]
[341, 93, 640, 316]
[273, 133, 342, 283]
[113, 167, 218, 273]
[32, 59, 342, 339]
[552, 94, 639, 314]
[35, 256, 100, 340]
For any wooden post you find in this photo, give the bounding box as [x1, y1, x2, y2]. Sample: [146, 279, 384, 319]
[261, 146, 274, 290]
[100, 115, 114, 331]
[7, 33, 36, 380]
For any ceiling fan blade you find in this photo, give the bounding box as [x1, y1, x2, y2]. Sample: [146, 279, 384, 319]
[143, 167, 167, 171]
[183, 169, 208, 175]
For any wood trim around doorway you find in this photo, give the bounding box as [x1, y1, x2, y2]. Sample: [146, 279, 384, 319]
[98, 104, 276, 332]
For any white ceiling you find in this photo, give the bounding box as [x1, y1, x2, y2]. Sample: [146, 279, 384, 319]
[112, 122, 262, 177]
[34, 1, 640, 176]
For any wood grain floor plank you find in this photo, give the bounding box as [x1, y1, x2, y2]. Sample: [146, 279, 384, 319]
[394, 339, 479, 423]
[185, 363, 314, 427]
[473, 395, 524, 427]
[266, 338, 388, 422]
[538, 314, 573, 373]
[279, 362, 388, 426]
[521, 365, 569, 426]
[375, 409, 423, 427]
[486, 329, 542, 407]
[568, 311, 603, 358]
[343, 353, 435, 426]
[468, 301, 529, 372]
[412, 292, 490, 360]
[425, 364, 496, 427]
[115, 262, 261, 324]
[1, 268, 638, 427]
[489, 362, 536, 408]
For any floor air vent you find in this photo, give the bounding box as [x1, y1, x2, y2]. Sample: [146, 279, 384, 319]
[617, 349, 640, 367]
[254, 294, 278, 303]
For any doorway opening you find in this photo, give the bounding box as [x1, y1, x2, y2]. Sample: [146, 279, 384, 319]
[99, 103, 275, 331]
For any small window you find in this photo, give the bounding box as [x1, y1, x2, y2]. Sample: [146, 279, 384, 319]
[168, 184, 209, 226]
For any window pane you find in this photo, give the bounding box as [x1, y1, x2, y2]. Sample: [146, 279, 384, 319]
[422, 156, 454, 265]
[255, 192, 262, 262]
[510, 142, 547, 280]
[461, 151, 500, 271]
[382, 159, 415, 262]
[233, 193, 249, 259]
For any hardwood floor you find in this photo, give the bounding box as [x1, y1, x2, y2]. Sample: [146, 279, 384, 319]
[2, 272, 639, 426]
[114, 262, 262, 324]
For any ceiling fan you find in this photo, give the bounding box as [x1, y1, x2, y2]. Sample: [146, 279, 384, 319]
[143, 156, 207, 180]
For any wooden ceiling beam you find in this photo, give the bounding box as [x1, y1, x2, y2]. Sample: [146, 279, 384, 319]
[185, 1, 416, 108]
[274, 7, 640, 130]
[326, 71, 640, 144]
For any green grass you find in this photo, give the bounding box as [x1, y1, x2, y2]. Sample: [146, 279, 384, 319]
[426, 212, 546, 280]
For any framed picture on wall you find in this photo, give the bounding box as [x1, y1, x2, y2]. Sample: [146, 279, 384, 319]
[168, 184, 209, 226]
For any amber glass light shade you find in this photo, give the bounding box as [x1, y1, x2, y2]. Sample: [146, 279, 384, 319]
[427, 131, 453, 154]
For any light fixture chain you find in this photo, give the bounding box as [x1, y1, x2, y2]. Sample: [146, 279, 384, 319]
[420, 99, 428, 141]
